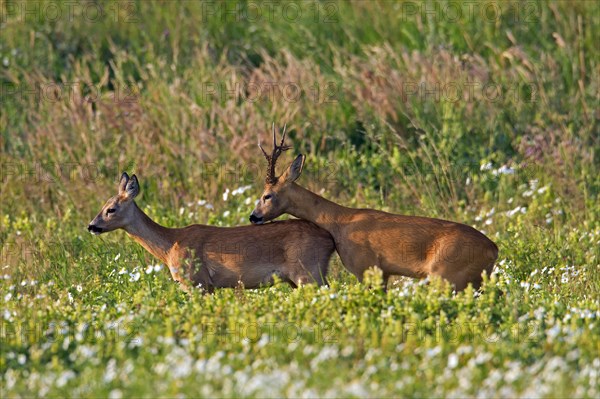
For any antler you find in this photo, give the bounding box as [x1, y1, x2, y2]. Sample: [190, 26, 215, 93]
[258, 122, 291, 184]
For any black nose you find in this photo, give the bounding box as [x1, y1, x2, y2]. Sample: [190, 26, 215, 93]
[249, 214, 263, 224]
[88, 224, 103, 234]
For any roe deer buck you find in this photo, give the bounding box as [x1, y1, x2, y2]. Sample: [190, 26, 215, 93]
[88, 172, 334, 292]
[249, 125, 498, 291]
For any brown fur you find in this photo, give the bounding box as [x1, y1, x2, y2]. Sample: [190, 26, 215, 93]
[89, 173, 335, 292]
[251, 154, 498, 291]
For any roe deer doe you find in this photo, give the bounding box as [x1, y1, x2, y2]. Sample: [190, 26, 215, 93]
[249, 125, 498, 291]
[88, 172, 335, 292]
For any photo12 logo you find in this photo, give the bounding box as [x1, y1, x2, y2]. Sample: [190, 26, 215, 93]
[199, 81, 339, 104]
[1, 1, 139, 23]
[0, 320, 141, 346]
[400, 1, 540, 24]
[201, 1, 338, 23]
[1, 81, 140, 105]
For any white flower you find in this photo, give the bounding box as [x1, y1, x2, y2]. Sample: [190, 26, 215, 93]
[529, 179, 539, 190]
[223, 210, 231, 217]
[506, 206, 526, 217]
[78, 345, 96, 359]
[481, 162, 493, 171]
[341, 346, 354, 356]
[222, 188, 230, 201]
[546, 324, 561, 339]
[114, 253, 121, 261]
[426, 346, 441, 358]
[104, 359, 117, 383]
[109, 389, 123, 399]
[232, 185, 252, 196]
[448, 353, 459, 369]
[129, 272, 141, 282]
[345, 382, 369, 397]
[56, 370, 75, 387]
[257, 334, 270, 348]
[494, 165, 515, 175]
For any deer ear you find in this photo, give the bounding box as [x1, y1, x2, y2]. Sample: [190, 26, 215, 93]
[123, 174, 140, 199]
[282, 154, 305, 183]
[118, 172, 130, 194]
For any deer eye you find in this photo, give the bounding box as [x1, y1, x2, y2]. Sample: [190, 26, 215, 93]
[106, 208, 116, 214]
[263, 194, 272, 201]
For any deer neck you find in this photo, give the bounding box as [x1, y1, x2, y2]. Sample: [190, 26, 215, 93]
[123, 203, 177, 264]
[286, 183, 351, 232]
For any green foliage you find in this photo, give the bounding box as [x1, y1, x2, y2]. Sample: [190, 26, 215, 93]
[1, 0, 598, 397]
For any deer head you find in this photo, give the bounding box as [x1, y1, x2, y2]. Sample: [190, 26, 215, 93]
[88, 172, 140, 234]
[250, 124, 305, 224]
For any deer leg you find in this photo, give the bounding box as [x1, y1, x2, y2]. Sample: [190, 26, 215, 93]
[289, 272, 313, 287]
[382, 274, 390, 292]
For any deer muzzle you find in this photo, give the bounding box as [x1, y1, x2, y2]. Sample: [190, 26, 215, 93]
[249, 212, 264, 225]
[87, 224, 103, 235]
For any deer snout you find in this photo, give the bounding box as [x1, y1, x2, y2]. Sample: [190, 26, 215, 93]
[87, 224, 103, 235]
[249, 212, 264, 225]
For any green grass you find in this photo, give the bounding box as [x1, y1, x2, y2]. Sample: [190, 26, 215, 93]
[1, 0, 599, 397]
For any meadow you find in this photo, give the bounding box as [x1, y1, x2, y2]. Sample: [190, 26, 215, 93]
[1, 0, 599, 397]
